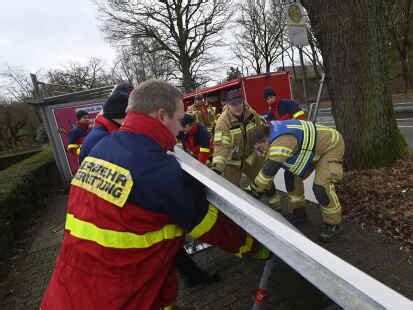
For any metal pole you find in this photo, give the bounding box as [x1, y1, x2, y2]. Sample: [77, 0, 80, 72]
[298, 46, 309, 111]
[311, 73, 326, 122]
[252, 256, 279, 310]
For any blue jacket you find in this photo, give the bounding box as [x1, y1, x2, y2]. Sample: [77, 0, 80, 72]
[79, 126, 109, 163]
[68, 125, 88, 145]
[87, 125, 208, 231]
[79, 115, 121, 163]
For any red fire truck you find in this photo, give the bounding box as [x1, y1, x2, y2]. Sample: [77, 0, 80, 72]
[183, 71, 293, 115]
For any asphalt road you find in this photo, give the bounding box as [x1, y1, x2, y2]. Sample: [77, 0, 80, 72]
[316, 101, 413, 147]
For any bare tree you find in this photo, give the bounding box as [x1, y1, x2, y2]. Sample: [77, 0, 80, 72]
[0, 99, 40, 151]
[226, 67, 242, 80]
[234, 0, 286, 74]
[97, 0, 231, 92]
[233, 22, 263, 74]
[112, 39, 176, 85]
[47, 58, 111, 92]
[385, 0, 413, 93]
[0, 66, 37, 101]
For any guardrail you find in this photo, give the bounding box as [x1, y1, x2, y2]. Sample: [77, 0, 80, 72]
[175, 147, 413, 309]
[313, 102, 413, 119]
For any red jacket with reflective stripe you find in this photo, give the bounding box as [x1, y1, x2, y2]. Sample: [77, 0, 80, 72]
[267, 99, 306, 122]
[42, 112, 266, 310]
[180, 123, 211, 164]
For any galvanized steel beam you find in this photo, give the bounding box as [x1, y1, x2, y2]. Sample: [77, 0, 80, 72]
[175, 147, 413, 309]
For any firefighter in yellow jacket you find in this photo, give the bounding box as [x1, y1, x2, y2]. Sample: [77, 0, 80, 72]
[187, 94, 216, 135]
[211, 89, 266, 187]
[247, 120, 345, 242]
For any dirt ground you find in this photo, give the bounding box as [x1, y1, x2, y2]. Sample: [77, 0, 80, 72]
[336, 154, 413, 252]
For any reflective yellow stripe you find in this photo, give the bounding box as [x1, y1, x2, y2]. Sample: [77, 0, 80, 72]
[230, 128, 242, 135]
[269, 146, 292, 153]
[227, 159, 242, 166]
[295, 121, 312, 173]
[235, 235, 254, 258]
[321, 205, 341, 214]
[189, 205, 218, 239]
[214, 132, 223, 142]
[162, 305, 174, 310]
[269, 146, 293, 157]
[317, 126, 333, 131]
[331, 130, 339, 148]
[222, 136, 231, 145]
[269, 151, 292, 158]
[246, 123, 256, 131]
[67, 144, 80, 150]
[289, 121, 316, 175]
[317, 126, 340, 152]
[292, 111, 305, 119]
[212, 156, 226, 165]
[288, 195, 305, 202]
[65, 213, 184, 249]
[255, 171, 273, 186]
[286, 125, 303, 130]
[200, 147, 210, 153]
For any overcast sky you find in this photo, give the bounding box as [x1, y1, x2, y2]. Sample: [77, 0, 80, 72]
[0, 0, 294, 97]
[0, 0, 116, 73]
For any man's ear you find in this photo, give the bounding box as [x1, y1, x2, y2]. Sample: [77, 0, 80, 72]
[158, 108, 167, 122]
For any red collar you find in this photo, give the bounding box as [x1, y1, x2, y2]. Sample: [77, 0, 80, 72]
[76, 121, 89, 131]
[188, 123, 198, 136]
[94, 114, 120, 133]
[120, 112, 176, 150]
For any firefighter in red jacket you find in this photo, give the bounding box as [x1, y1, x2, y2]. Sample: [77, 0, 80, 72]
[66, 110, 90, 155]
[41, 79, 269, 310]
[178, 114, 211, 164]
[79, 83, 133, 163]
[263, 87, 305, 122]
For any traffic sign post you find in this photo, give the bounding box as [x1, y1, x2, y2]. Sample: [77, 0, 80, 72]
[286, 2, 309, 109]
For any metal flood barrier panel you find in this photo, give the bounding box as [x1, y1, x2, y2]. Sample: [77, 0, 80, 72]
[175, 148, 413, 309]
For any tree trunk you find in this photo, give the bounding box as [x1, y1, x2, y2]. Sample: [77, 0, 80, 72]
[400, 56, 410, 93]
[282, 50, 285, 71]
[181, 57, 196, 92]
[290, 47, 297, 78]
[302, 0, 408, 170]
[308, 30, 322, 78]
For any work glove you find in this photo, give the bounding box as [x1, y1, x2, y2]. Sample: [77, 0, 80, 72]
[244, 183, 263, 199]
[211, 166, 222, 175]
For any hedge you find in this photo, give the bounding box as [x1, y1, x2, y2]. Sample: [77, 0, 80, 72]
[0, 147, 59, 259]
[0, 147, 42, 170]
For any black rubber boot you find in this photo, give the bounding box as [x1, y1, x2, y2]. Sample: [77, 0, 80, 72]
[319, 223, 343, 243]
[283, 207, 308, 225]
[175, 248, 220, 288]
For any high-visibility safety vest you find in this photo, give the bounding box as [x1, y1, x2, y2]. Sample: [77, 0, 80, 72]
[269, 120, 316, 177]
